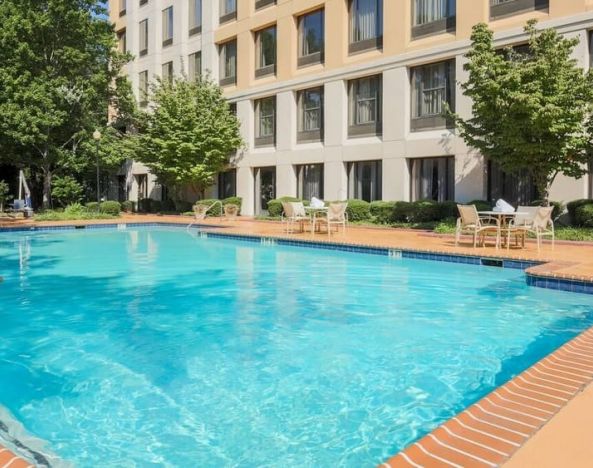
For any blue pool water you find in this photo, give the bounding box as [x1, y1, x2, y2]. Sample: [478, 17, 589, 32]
[1, 227, 593, 467]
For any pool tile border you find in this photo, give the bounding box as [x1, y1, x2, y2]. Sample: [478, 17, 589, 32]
[383, 326, 593, 468]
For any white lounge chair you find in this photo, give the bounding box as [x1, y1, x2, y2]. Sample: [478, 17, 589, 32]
[281, 201, 309, 233]
[455, 204, 501, 248]
[313, 202, 348, 237]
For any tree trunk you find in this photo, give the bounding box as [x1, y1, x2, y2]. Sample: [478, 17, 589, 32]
[42, 167, 52, 209]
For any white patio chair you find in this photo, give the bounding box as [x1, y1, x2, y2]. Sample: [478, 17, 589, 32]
[281, 201, 310, 234]
[508, 206, 554, 252]
[455, 204, 501, 248]
[313, 202, 348, 237]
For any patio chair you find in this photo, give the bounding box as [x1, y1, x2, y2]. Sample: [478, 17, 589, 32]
[313, 202, 348, 237]
[281, 201, 310, 234]
[223, 203, 239, 221]
[507, 206, 555, 252]
[502, 206, 538, 249]
[455, 204, 501, 248]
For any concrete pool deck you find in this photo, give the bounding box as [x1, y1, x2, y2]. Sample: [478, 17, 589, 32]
[2, 214, 593, 466]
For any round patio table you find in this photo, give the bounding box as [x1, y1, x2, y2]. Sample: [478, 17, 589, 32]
[478, 211, 529, 248]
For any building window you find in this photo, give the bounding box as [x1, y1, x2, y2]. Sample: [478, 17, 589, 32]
[139, 19, 148, 56]
[254, 97, 276, 147]
[297, 87, 323, 143]
[348, 75, 382, 138]
[255, 26, 277, 78]
[139, 70, 149, 107]
[136, 174, 148, 200]
[219, 39, 237, 86]
[119, 0, 127, 16]
[411, 60, 455, 132]
[412, 0, 456, 39]
[161, 61, 173, 82]
[410, 157, 454, 202]
[229, 102, 237, 115]
[218, 170, 237, 198]
[189, 52, 202, 81]
[189, 0, 202, 36]
[140, 0, 148, 6]
[349, 0, 383, 54]
[117, 29, 127, 53]
[298, 9, 324, 67]
[255, 0, 276, 11]
[254, 167, 276, 214]
[487, 161, 538, 205]
[220, 0, 237, 23]
[297, 164, 324, 200]
[162, 7, 174, 47]
[348, 161, 382, 202]
[490, 0, 549, 19]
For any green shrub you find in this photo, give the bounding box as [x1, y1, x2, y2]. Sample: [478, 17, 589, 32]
[161, 199, 176, 212]
[223, 196, 243, 214]
[175, 200, 193, 213]
[393, 201, 413, 222]
[121, 200, 134, 213]
[51, 176, 83, 207]
[567, 199, 593, 225]
[151, 200, 162, 213]
[408, 200, 440, 223]
[194, 199, 222, 216]
[469, 200, 492, 212]
[138, 198, 152, 213]
[345, 199, 371, 222]
[100, 200, 121, 216]
[575, 204, 593, 227]
[370, 201, 396, 224]
[85, 202, 100, 212]
[530, 200, 564, 221]
[64, 203, 86, 215]
[438, 201, 459, 220]
[0, 180, 11, 212]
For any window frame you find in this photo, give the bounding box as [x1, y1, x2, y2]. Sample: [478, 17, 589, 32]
[297, 164, 325, 200]
[138, 70, 149, 107]
[220, 0, 237, 23]
[119, 0, 127, 16]
[161, 61, 173, 82]
[255, 25, 277, 78]
[410, 156, 455, 202]
[410, 59, 456, 132]
[189, 0, 202, 36]
[117, 29, 127, 53]
[348, 75, 383, 138]
[254, 96, 276, 148]
[297, 87, 324, 143]
[162, 6, 174, 47]
[188, 51, 202, 81]
[298, 9, 325, 68]
[411, 0, 456, 39]
[219, 39, 237, 87]
[347, 160, 382, 202]
[255, 0, 276, 11]
[349, 0, 383, 55]
[490, 0, 549, 20]
[139, 19, 149, 56]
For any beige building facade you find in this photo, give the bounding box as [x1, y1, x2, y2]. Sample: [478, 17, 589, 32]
[110, 0, 593, 214]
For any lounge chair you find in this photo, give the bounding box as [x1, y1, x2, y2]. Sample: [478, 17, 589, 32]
[281, 201, 309, 233]
[313, 202, 348, 237]
[507, 206, 555, 252]
[455, 204, 501, 248]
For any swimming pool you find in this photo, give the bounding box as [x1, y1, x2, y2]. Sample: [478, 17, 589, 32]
[1, 226, 592, 466]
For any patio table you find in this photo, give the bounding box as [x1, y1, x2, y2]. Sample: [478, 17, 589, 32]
[478, 211, 529, 248]
[305, 206, 328, 234]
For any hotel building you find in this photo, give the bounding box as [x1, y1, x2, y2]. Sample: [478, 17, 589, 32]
[110, 0, 593, 215]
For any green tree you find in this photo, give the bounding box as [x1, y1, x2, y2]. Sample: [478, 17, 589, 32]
[0, 0, 133, 208]
[135, 76, 243, 198]
[451, 21, 593, 202]
[0, 180, 10, 212]
[51, 175, 83, 207]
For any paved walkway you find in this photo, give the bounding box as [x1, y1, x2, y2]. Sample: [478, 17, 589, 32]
[2, 214, 593, 466]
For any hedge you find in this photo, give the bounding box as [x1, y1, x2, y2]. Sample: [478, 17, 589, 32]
[194, 199, 223, 217]
[567, 199, 593, 225]
[100, 200, 121, 216]
[138, 198, 153, 213]
[121, 200, 134, 213]
[344, 199, 370, 221]
[370, 201, 396, 224]
[85, 202, 100, 212]
[575, 204, 593, 227]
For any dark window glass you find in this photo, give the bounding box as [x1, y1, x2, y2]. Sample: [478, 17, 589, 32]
[348, 160, 382, 202]
[410, 157, 455, 202]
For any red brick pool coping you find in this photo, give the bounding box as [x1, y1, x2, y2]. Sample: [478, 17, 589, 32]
[2, 216, 593, 466]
